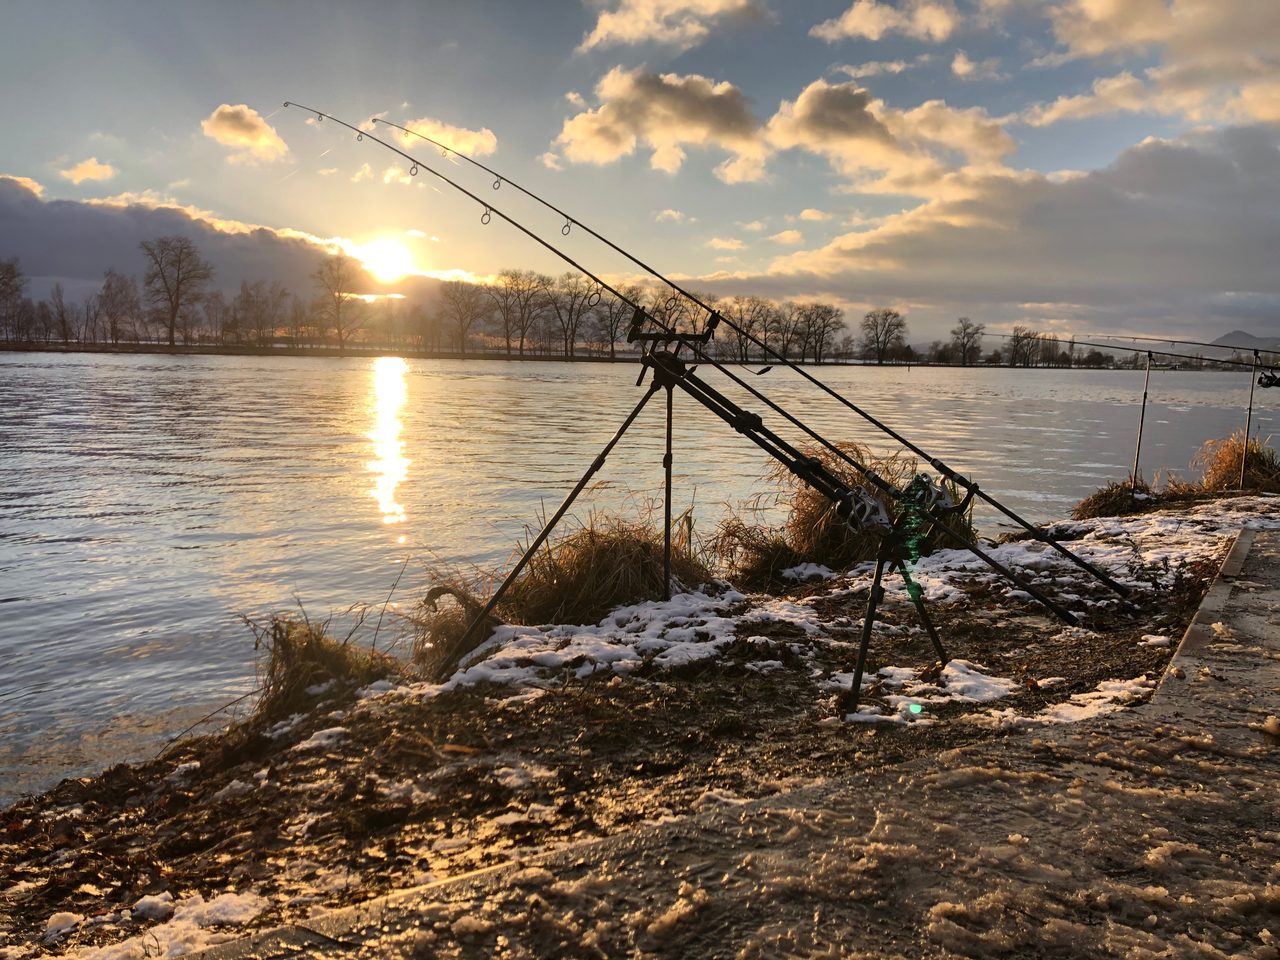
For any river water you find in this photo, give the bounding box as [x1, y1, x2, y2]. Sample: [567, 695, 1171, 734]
[0, 352, 1271, 802]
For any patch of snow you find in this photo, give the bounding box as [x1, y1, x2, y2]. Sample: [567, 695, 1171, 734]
[1139, 634, 1171, 648]
[780, 563, 835, 581]
[165, 761, 200, 783]
[291, 727, 346, 752]
[44, 912, 82, 940]
[72, 891, 267, 959]
[132, 891, 174, 920]
[211, 779, 251, 802]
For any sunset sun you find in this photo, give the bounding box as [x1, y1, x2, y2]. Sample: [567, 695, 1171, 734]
[355, 236, 417, 283]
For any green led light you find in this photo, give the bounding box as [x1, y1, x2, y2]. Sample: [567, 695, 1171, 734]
[909, 703, 923, 715]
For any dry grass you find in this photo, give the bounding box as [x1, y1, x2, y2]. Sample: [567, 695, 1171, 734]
[1194, 431, 1280, 492]
[712, 442, 974, 590]
[411, 515, 712, 682]
[1071, 479, 1156, 521]
[410, 581, 496, 683]
[246, 615, 400, 725]
[1073, 433, 1280, 519]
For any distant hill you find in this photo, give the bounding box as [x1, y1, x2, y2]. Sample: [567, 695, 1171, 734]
[1210, 330, 1280, 353]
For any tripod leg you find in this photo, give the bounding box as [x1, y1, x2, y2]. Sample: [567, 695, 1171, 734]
[458, 382, 662, 648]
[663, 385, 673, 602]
[894, 561, 948, 663]
[846, 552, 888, 715]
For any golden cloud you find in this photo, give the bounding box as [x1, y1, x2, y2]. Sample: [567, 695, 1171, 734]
[59, 157, 116, 185]
[201, 104, 289, 163]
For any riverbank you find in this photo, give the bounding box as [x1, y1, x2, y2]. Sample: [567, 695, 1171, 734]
[4, 495, 1278, 957]
[0, 341, 1247, 372]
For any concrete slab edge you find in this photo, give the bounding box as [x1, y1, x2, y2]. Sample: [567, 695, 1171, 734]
[1154, 527, 1253, 694]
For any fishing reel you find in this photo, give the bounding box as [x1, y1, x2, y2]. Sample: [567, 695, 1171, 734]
[902, 474, 955, 512]
[1260, 370, 1279, 389]
[843, 488, 893, 536]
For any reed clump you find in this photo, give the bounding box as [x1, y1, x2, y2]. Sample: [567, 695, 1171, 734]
[1071, 479, 1159, 520]
[1072, 432, 1279, 520]
[248, 615, 400, 725]
[1194, 431, 1280, 492]
[411, 515, 712, 682]
[712, 442, 973, 590]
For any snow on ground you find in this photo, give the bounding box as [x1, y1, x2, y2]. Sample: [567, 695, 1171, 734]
[61, 891, 267, 959]
[379, 496, 1279, 723]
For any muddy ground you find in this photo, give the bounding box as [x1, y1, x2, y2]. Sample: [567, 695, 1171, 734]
[0, 533, 1220, 955]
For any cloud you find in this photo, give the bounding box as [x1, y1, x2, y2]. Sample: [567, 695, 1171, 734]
[1012, 1, 1280, 126]
[317, 167, 339, 176]
[707, 236, 745, 249]
[739, 219, 766, 231]
[951, 50, 1001, 80]
[765, 78, 1014, 195]
[655, 208, 687, 222]
[1022, 71, 1152, 126]
[799, 208, 830, 221]
[769, 229, 804, 244]
[396, 116, 497, 157]
[750, 124, 1280, 332]
[382, 165, 415, 185]
[811, 0, 958, 43]
[835, 55, 932, 79]
[554, 66, 766, 182]
[351, 163, 373, 183]
[59, 157, 116, 185]
[1, 174, 45, 197]
[579, 0, 764, 52]
[200, 104, 289, 163]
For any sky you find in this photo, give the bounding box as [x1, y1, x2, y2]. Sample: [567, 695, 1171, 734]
[1, 0, 1279, 342]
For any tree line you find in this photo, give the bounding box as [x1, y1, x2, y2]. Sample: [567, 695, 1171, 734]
[0, 239, 1266, 368]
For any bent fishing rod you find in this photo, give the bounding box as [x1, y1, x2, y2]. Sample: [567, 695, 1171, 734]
[1071, 331, 1280, 359]
[285, 102, 1100, 619]
[370, 111, 1133, 601]
[992, 332, 1278, 381]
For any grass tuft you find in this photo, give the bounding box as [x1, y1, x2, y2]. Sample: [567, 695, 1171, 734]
[247, 615, 400, 725]
[1071, 479, 1156, 521]
[411, 515, 712, 682]
[1193, 431, 1280, 492]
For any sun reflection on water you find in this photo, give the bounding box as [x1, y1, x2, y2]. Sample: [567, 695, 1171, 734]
[369, 356, 409, 524]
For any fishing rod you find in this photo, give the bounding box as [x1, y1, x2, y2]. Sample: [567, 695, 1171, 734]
[367, 110, 1134, 601]
[284, 102, 644, 318]
[285, 102, 1104, 625]
[990, 331, 1277, 380]
[1072, 331, 1280, 357]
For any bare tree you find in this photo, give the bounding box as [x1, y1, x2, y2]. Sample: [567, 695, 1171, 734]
[99, 270, 139, 344]
[313, 252, 363, 351]
[547, 273, 594, 358]
[859, 308, 907, 364]
[49, 283, 73, 344]
[439, 280, 490, 357]
[724, 295, 772, 362]
[81, 293, 102, 344]
[1005, 324, 1039, 366]
[949, 317, 985, 366]
[286, 294, 309, 346]
[0, 258, 27, 342]
[139, 236, 214, 347]
[593, 284, 642, 360]
[800, 302, 845, 362]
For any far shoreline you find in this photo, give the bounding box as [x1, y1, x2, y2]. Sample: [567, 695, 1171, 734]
[0, 341, 1251, 373]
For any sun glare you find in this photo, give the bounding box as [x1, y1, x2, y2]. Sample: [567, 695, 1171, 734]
[356, 237, 417, 283]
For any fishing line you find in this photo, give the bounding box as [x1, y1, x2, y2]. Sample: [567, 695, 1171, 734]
[284, 102, 1118, 610]
[371, 111, 1134, 598]
[989, 332, 1277, 380]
